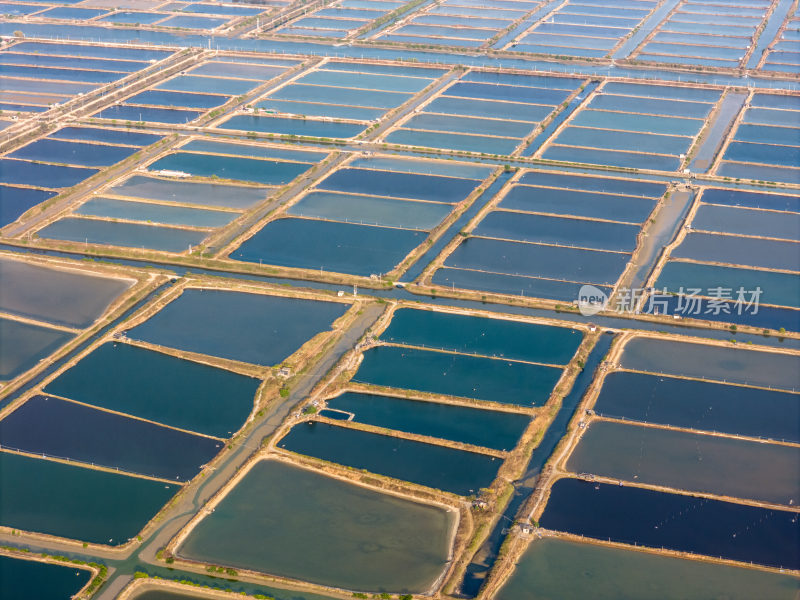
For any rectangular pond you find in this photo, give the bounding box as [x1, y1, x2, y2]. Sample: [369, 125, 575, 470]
[540, 478, 800, 570]
[500, 184, 656, 223]
[326, 391, 530, 451]
[620, 337, 800, 391]
[178, 459, 454, 593]
[542, 145, 681, 172]
[0, 185, 57, 227]
[45, 342, 260, 438]
[76, 197, 237, 228]
[95, 105, 203, 124]
[702, 188, 800, 213]
[445, 81, 573, 105]
[124, 90, 230, 110]
[353, 345, 563, 407]
[517, 171, 666, 197]
[0, 256, 132, 328]
[229, 217, 425, 277]
[0, 451, 179, 545]
[219, 115, 365, 139]
[554, 126, 692, 156]
[432, 267, 611, 303]
[110, 175, 269, 209]
[0, 554, 93, 600]
[569, 109, 703, 136]
[147, 152, 312, 186]
[595, 371, 799, 442]
[317, 167, 480, 203]
[474, 212, 640, 252]
[692, 204, 800, 241]
[381, 308, 582, 364]
[37, 217, 209, 253]
[445, 237, 630, 286]
[49, 126, 161, 146]
[671, 232, 800, 271]
[656, 261, 800, 312]
[129, 288, 348, 365]
[288, 191, 453, 230]
[568, 420, 800, 505]
[495, 537, 800, 600]
[0, 318, 74, 381]
[0, 159, 99, 189]
[278, 421, 500, 495]
[425, 95, 553, 122]
[0, 395, 223, 481]
[386, 129, 520, 155]
[587, 94, 714, 119]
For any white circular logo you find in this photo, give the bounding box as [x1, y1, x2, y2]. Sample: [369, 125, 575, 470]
[577, 284, 608, 317]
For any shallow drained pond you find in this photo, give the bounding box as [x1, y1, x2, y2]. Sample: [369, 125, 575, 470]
[495, 537, 800, 600]
[179, 459, 455, 592]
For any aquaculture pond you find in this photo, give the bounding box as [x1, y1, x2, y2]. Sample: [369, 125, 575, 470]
[620, 337, 800, 391]
[541, 84, 718, 171]
[45, 342, 260, 438]
[318, 167, 480, 203]
[147, 152, 313, 186]
[474, 212, 640, 252]
[0, 554, 93, 600]
[381, 308, 582, 364]
[37, 217, 209, 253]
[0, 451, 179, 545]
[0, 318, 74, 380]
[99, 56, 295, 123]
[156, 75, 261, 96]
[655, 261, 800, 312]
[354, 345, 564, 407]
[230, 153, 483, 275]
[127, 587, 341, 600]
[49, 126, 161, 146]
[288, 191, 453, 230]
[671, 232, 799, 271]
[432, 267, 613, 303]
[76, 197, 237, 229]
[0, 256, 132, 328]
[9, 138, 139, 168]
[0, 159, 99, 189]
[95, 105, 203, 125]
[0, 185, 57, 227]
[0, 395, 223, 481]
[495, 537, 800, 600]
[11, 41, 173, 62]
[179, 460, 454, 592]
[279, 421, 500, 495]
[511, 0, 656, 57]
[568, 420, 800, 505]
[443, 236, 630, 285]
[219, 114, 365, 139]
[129, 288, 348, 365]
[594, 371, 799, 442]
[518, 171, 666, 197]
[692, 203, 800, 241]
[386, 71, 582, 155]
[326, 391, 530, 451]
[540, 478, 800, 570]
[110, 175, 269, 209]
[230, 217, 425, 276]
[499, 184, 657, 223]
